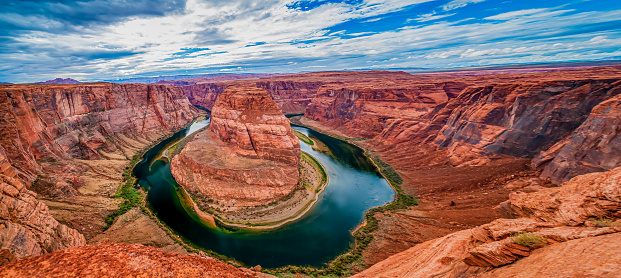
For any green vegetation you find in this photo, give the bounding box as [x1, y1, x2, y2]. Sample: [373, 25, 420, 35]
[511, 232, 547, 247]
[301, 151, 327, 184]
[294, 130, 314, 145]
[591, 217, 615, 227]
[367, 152, 402, 184]
[104, 154, 143, 228]
[366, 151, 418, 210]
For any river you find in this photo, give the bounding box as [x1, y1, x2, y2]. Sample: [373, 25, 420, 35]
[133, 119, 395, 268]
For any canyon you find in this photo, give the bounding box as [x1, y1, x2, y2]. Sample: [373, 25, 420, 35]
[0, 65, 619, 277]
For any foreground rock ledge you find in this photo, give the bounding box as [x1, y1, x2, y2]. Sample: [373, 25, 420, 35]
[171, 85, 300, 208]
[353, 166, 621, 278]
[0, 243, 273, 278]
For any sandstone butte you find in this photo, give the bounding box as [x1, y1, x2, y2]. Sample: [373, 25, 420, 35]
[171, 85, 301, 208]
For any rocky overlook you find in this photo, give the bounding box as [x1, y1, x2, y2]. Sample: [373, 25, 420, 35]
[171, 85, 300, 207]
[0, 243, 273, 277]
[354, 166, 621, 278]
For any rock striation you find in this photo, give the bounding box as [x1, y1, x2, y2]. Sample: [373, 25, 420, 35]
[171, 85, 300, 207]
[0, 161, 85, 260]
[305, 80, 465, 138]
[0, 83, 200, 185]
[182, 79, 323, 115]
[0, 243, 274, 277]
[297, 66, 621, 269]
[353, 166, 621, 278]
[535, 93, 621, 184]
[0, 83, 200, 259]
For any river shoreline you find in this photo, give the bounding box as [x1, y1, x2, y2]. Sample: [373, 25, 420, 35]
[131, 115, 396, 271]
[171, 149, 330, 231]
[282, 115, 420, 276]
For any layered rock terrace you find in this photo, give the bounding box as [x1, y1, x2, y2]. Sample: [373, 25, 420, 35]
[171, 85, 300, 208]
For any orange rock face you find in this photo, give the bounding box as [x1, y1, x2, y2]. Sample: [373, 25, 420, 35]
[0, 162, 85, 260]
[305, 80, 466, 138]
[0, 83, 200, 185]
[209, 85, 301, 165]
[353, 166, 621, 278]
[171, 85, 300, 207]
[182, 79, 323, 115]
[0, 243, 273, 277]
[0, 83, 200, 260]
[535, 92, 621, 184]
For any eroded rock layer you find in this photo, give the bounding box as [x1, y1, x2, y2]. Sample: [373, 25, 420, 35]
[354, 166, 621, 278]
[0, 83, 200, 259]
[0, 83, 200, 185]
[182, 80, 322, 115]
[180, 71, 418, 115]
[298, 66, 621, 266]
[0, 148, 85, 260]
[0, 243, 273, 277]
[172, 85, 300, 207]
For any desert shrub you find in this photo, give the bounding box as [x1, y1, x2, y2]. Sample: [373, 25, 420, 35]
[511, 232, 547, 247]
[591, 217, 615, 227]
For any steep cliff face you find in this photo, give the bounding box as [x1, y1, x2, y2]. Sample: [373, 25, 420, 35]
[182, 80, 323, 115]
[32, 83, 199, 156]
[254, 80, 324, 115]
[0, 83, 200, 185]
[0, 83, 200, 260]
[429, 79, 621, 166]
[0, 162, 85, 260]
[534, 93, 621, 184]
[305, 81, 466, 138]
[354, 167, 621, 278]
[0, 243, 273, 277]
[0, 88, 66, 182]
[181, 83, 226, 110]
[209, 85, 300, 165]
[171, 85, 300, 207]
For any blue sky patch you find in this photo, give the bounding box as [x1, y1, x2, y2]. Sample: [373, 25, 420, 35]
[1, 0, 621, 82]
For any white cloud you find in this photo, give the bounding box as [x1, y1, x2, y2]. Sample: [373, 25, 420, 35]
[485, 8, 550, 20]
[413, 12, 455, 22]
[442, 0, 487, 11]
[2, 0, 621, 82]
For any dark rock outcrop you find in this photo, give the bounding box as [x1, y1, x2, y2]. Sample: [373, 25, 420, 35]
[535, 93, 621, 184]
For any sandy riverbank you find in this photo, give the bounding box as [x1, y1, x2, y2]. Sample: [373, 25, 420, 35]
[172, 150, 328, 230]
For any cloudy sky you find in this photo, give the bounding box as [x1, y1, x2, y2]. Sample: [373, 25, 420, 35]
[1, 0, 620, 83]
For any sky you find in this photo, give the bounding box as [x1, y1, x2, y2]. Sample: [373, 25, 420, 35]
[1, 0, 621, 83]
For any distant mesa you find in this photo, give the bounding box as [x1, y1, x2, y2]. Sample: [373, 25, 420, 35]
[35, 78, 81, 84]
[171, 85, 301, 208]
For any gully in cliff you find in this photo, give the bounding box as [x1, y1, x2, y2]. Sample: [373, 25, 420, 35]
[170, 85, 327, 229]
